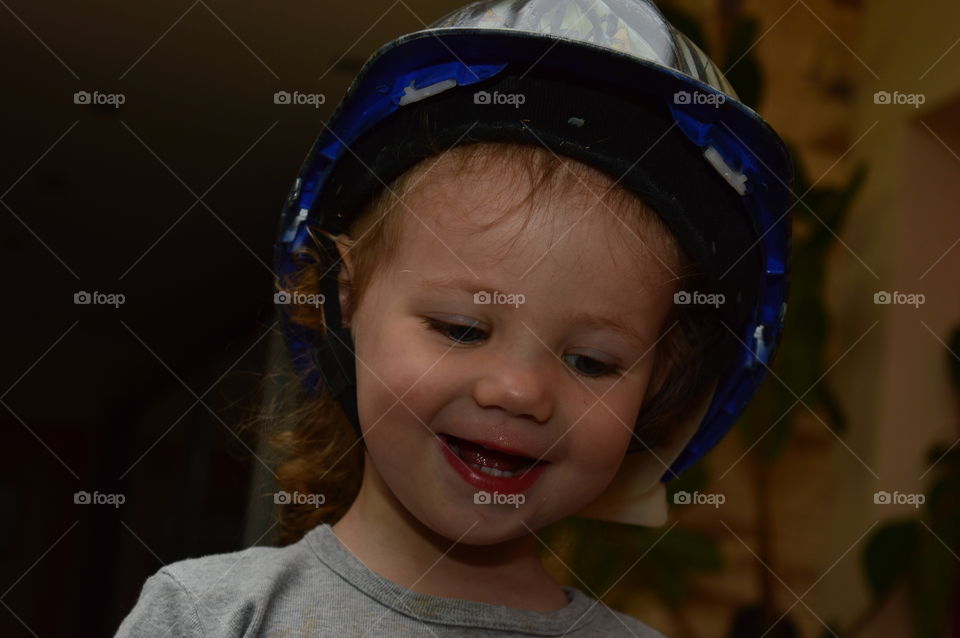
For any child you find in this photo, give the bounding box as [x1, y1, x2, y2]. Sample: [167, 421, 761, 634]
[116, 0, 791, 636]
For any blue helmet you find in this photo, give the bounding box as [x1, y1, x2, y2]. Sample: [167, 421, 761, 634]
[274, 0, 792, 481]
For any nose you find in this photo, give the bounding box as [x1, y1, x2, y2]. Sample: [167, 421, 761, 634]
[470, 345, 554, 423]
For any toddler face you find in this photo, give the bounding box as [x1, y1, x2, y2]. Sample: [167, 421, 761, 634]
[342, 151, 680, 545]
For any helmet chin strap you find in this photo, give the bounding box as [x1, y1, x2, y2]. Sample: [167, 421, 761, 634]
[304, 230, 364, 449]
[309, 299, 362, 448]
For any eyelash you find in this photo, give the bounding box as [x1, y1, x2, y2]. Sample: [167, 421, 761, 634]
[422, 318, 622, 379]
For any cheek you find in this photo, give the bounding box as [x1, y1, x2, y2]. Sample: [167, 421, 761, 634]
[354, 332, 440, 479]
[564, 391, 641, 471]
[354, 317, 448, 432]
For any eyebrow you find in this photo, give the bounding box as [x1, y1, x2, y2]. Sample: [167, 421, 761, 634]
[414, 275, 652, 349]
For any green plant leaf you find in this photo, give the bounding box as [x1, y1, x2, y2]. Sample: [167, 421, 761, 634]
[639, 527, 723, 606]
[811, 384, 847, 434]
[722, 18, 763, 109]
[908, 525, 957, 638]
[928, 473, 960, 546]
[925, 443, 960, 470]
[737, 156, 865, 462]
[796, 164, 867, 239]
[728, 604, 802, 638]
[667, 460, 708, 498]
[863, 519, 919, 600]
[948, 326, 960, 391]
[785, 141, 811, 194]
[547, 517, 724, 609]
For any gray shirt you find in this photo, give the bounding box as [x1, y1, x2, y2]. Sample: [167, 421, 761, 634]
[114, 522, 667, 637]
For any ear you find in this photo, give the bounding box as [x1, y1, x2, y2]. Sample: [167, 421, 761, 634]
[333, 234, 355, 327]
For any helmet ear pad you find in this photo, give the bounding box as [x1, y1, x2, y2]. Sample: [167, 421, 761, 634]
[304, 229, 362, 445]
[309, 325, 360, 445]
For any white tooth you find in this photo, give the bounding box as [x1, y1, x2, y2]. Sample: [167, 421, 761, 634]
[470, 463, 518, 478]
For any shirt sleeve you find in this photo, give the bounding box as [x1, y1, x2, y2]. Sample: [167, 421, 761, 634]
[113, 569, 206, 638]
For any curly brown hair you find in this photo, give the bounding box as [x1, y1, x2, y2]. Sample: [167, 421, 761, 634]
[261, 141, 722, 545]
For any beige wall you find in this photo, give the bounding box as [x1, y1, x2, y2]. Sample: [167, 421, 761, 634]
[640, 2, 960, 637]
[824, 1, 960, 635]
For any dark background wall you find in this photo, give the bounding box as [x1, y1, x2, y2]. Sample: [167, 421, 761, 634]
[0, 2, 454, 636]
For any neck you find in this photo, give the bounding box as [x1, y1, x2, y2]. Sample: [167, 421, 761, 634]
[330, 451, 568, 612]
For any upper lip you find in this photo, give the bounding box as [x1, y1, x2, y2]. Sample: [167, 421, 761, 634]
[440, 432, 550, 463]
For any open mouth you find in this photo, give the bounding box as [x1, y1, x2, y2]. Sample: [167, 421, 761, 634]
[438, 433, 545, 478]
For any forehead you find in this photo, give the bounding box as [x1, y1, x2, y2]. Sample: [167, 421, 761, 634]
[388, 146, 681, 300]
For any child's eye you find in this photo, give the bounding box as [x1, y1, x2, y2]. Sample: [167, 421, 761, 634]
[422, 318, 621, 379]
[563, 354, 621, 379]
[423, 317, 487, 344]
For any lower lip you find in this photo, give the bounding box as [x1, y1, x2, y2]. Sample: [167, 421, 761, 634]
[437, 434, 548, 495]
